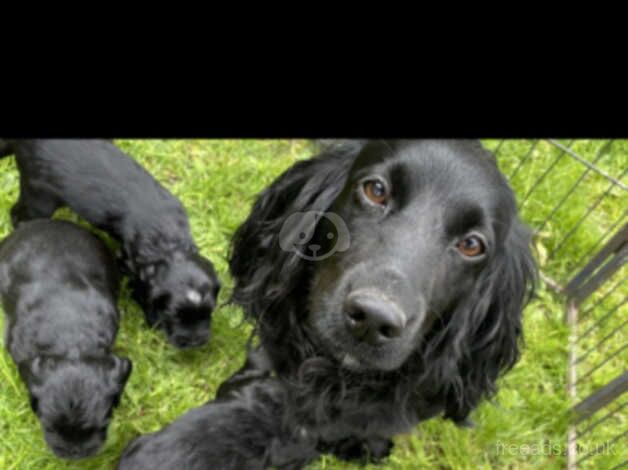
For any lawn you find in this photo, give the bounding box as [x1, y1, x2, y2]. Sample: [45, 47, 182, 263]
[0, 140, 625, 469]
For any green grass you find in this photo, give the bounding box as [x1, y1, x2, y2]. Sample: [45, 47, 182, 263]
[0, 140, 625, 469]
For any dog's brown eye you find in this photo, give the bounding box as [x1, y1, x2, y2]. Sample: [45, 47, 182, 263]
[457, 235, 485, 257]
[363, 180, 389, 206]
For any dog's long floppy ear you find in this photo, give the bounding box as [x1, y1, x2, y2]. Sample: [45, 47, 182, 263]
[229, 146, 358, 321]
[444, 218, 537, 423]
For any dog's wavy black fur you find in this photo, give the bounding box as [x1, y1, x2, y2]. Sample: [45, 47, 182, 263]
[0, 139, 220, 349]
[0, 220, 132, 460]
[119, 376, 321, 470]
[118, 140, 537, 469]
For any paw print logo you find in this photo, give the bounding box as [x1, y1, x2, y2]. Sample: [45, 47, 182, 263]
[279, 211, 350, 260]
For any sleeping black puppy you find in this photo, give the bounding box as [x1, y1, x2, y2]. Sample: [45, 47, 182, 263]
[118, 140, 537, 469]
[0, 219, 132, 460]
[0, 139, 220, 349]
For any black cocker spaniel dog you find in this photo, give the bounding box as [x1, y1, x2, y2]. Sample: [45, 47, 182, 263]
[119, 140, 537, 469]
[0, 139, 220, 349]
[0, 220, 132, 460]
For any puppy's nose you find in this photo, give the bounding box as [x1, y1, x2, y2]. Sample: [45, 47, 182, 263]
[344, 291, 406, 345]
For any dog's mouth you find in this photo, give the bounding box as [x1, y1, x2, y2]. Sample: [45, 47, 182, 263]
[315, 332, 410, 373]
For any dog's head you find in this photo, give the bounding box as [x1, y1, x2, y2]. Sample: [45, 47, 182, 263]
[230, 140, 536, 415]
[306, 140, 538, 371]
[18, 354, 132, 459]
[142, 251, 220, 349]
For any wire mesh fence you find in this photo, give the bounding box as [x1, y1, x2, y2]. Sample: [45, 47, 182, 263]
[486, 139, 627, 470]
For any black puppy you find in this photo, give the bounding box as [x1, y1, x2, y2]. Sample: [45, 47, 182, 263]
[0, 219, 132, 459]
[0, 139, 220, 349]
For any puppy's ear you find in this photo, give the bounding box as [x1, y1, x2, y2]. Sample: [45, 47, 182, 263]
[229, 146, 357, 320]
[444, 220, 537, 422]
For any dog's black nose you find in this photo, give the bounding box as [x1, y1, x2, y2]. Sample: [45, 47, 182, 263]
[344, 291, 406, 344]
